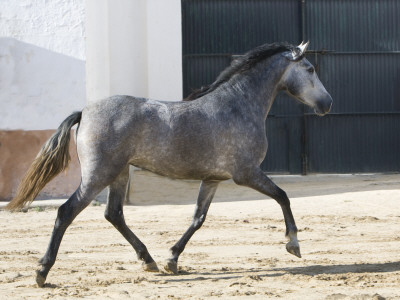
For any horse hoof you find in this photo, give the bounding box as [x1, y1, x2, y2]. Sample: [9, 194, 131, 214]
[35, 270, 46, 287]
[142, 261, 159, 272]
[286, 241, 302, 258]
[164, 259, 178, 274]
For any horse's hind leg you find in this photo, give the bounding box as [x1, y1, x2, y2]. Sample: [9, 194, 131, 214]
[104, 166, 158, 272]
[36, 183, 105, 287]
[233, 167, 301, 258]
[165, 180, 220, 274]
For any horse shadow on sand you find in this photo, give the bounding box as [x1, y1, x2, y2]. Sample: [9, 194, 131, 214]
[154, 261, 400, 283]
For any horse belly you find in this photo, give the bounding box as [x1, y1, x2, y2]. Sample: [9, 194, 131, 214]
[129, 141, 233, 181]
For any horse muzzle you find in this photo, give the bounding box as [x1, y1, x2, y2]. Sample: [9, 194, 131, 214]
[314, 95, 333, 116]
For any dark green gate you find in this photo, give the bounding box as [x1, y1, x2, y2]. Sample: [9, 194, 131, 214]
[182, 0, 400, 174]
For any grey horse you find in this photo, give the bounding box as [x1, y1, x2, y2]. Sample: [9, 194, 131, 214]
[7, 41, 332, 286]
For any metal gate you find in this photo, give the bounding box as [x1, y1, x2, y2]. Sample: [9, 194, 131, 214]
[182, 0, 400, 174]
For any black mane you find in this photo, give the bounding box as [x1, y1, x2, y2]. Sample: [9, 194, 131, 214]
[184, 42, 296, 101]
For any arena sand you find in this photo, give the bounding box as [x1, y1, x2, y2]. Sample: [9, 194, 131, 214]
[1, 173, 399, 299]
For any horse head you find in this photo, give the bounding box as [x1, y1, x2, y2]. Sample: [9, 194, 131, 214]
[280, 41, 333, 116]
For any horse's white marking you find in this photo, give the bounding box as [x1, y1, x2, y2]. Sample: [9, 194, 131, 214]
[287, 231, 299, 246]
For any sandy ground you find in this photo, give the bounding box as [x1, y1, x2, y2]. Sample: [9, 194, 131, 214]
[1, 173, 399, 299]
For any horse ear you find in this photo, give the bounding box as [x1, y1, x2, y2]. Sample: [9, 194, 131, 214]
[297, 41, 310, 56]
[282, 41, 310, 61]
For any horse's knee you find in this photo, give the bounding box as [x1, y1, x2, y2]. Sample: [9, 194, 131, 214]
[271, 190, 291, 210]
[274, 188, 289, 204]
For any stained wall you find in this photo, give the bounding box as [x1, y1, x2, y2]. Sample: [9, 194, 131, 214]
[0, 0, 85, 200]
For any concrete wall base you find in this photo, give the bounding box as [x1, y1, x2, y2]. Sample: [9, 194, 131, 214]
[0, 129, 80, 201]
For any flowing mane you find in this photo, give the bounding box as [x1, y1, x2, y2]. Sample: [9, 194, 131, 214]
[184, 42, 296, 101]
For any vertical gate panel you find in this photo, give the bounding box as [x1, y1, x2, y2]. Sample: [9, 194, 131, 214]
[305, 0, 400, 173]
[306, 0, 400, 51]
[182, 0, 301, 55]
[261, 116, 303, 173]
[316, 53, 400, 114]
[183, 55, 231, 98]
[307, 114, 400, 173]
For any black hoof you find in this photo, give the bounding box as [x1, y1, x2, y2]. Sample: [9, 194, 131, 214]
[142, 261, 159, 272]
[35, 270, 46, 287]
[286, 242, 302, 258]
[164, 259, 178, 274]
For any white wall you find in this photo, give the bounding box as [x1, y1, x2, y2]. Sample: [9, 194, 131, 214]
[0, 0, 182, 128]
[85, 0, 183, 203]
[86, 0, 182, 102]
[0, 0, 86, 130]
[84, 0, 109, 101]
[147, 0, 182, 101]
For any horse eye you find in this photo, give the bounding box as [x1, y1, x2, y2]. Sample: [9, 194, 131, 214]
[307, 66, 315, 74]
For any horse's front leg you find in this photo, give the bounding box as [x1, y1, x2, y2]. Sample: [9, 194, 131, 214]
[165, 180, 220, 274]
[234, 168, 301, 258]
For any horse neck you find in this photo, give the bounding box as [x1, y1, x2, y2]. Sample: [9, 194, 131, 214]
[222, 56, 289, 119]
